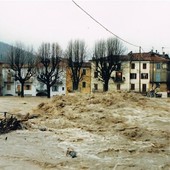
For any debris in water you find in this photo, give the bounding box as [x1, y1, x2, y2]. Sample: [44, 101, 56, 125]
[66, 147, 77, 158]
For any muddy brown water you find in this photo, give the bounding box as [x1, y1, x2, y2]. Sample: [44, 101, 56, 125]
[0, 93, 169, 170]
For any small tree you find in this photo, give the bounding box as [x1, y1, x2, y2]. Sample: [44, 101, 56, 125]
[93, 38, 126, 91]
[65, 40, 86, 91]
[36, 43, 62, 98]
[7, 43, 35, 97]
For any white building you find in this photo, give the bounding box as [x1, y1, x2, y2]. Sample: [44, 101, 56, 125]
[91, 52, 170, 94]
[2, 66, 66, 97]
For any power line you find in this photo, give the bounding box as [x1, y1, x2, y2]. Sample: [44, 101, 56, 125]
[72, 0, 140, 48]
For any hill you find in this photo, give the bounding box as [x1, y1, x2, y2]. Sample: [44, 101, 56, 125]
[0, 41, 11, 62]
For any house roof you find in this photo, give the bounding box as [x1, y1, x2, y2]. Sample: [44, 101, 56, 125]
[91, 52, 170, 63]
[123, 52, 170, 62]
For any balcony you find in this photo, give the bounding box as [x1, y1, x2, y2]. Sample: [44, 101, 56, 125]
[112, 76, 125, 83]
[111, 71, 125, 83]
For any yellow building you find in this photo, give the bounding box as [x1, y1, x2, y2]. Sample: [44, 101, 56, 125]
[66, 62, 91, 94]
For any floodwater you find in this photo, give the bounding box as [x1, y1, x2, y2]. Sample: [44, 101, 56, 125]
[0, 92, 169, 170]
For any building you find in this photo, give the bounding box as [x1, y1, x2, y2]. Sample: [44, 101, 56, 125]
[130, 52, 170, 93]
[1, 51, 169, 96]
[66, 62, 91, 94]
[91, 52, 170, 94]
[2, 63, 66, 97]
[91, 55, 130, 92]
[127, 53, 151, 93]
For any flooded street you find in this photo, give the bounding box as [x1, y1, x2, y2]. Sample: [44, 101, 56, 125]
[0, 93, 170, 170]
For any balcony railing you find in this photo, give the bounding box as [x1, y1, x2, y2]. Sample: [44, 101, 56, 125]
[111, 76, 125, 83]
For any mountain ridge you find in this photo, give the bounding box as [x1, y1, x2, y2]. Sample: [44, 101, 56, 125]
[0, 41, 12, 62]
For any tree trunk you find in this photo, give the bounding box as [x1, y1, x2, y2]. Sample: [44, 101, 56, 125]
[103, 79, 109, 92]
[73, 81, 79, 91]
[21, 82, 24, 97]
[47, 84, 51, 98]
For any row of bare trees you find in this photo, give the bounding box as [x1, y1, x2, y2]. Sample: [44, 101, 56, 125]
[6, 37, 126, 98]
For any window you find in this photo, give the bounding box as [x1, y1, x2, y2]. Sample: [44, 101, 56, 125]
[94, 83, 98, 90]
[130, 73, 137, 79]
[82, 82, 86, 88]
[115, 72, 122, 82]
[94, 71, 98, 78]
[82, 69, 86, 75]
[131, 84, 135, 90]
[25, 85, 31, 90]
[141, 73, 148, 79]
[131, 63, 135, 69]
[143, 63, 147, 69]
[7, 84, 11, 90]
[156, 63, 161, 69]
[155, 73, 161, 82]
[52, 85, 58, 91]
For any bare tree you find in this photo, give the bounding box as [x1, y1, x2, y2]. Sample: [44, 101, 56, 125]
[93, 37, 126, 92]
[65, 40, 86, 91]
[7, 43, 35, 97]
[36, 43, 62, 98]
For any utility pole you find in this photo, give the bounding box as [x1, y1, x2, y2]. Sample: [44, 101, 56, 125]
[162, 47, 164, 54]
[139, 46, 141, 93]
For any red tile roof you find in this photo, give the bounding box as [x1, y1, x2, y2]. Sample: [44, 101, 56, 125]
[122, 52, 170, 62]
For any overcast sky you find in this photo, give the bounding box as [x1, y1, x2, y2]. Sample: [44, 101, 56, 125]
[0, 0, 170, 55]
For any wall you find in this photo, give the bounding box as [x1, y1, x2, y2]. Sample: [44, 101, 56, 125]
[130, 61, 150, 92]
[2, 67, 66, 97]
[149, 62, 168, 92]
[91, 61, 131, 92]
[66, 66, 91, 94]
